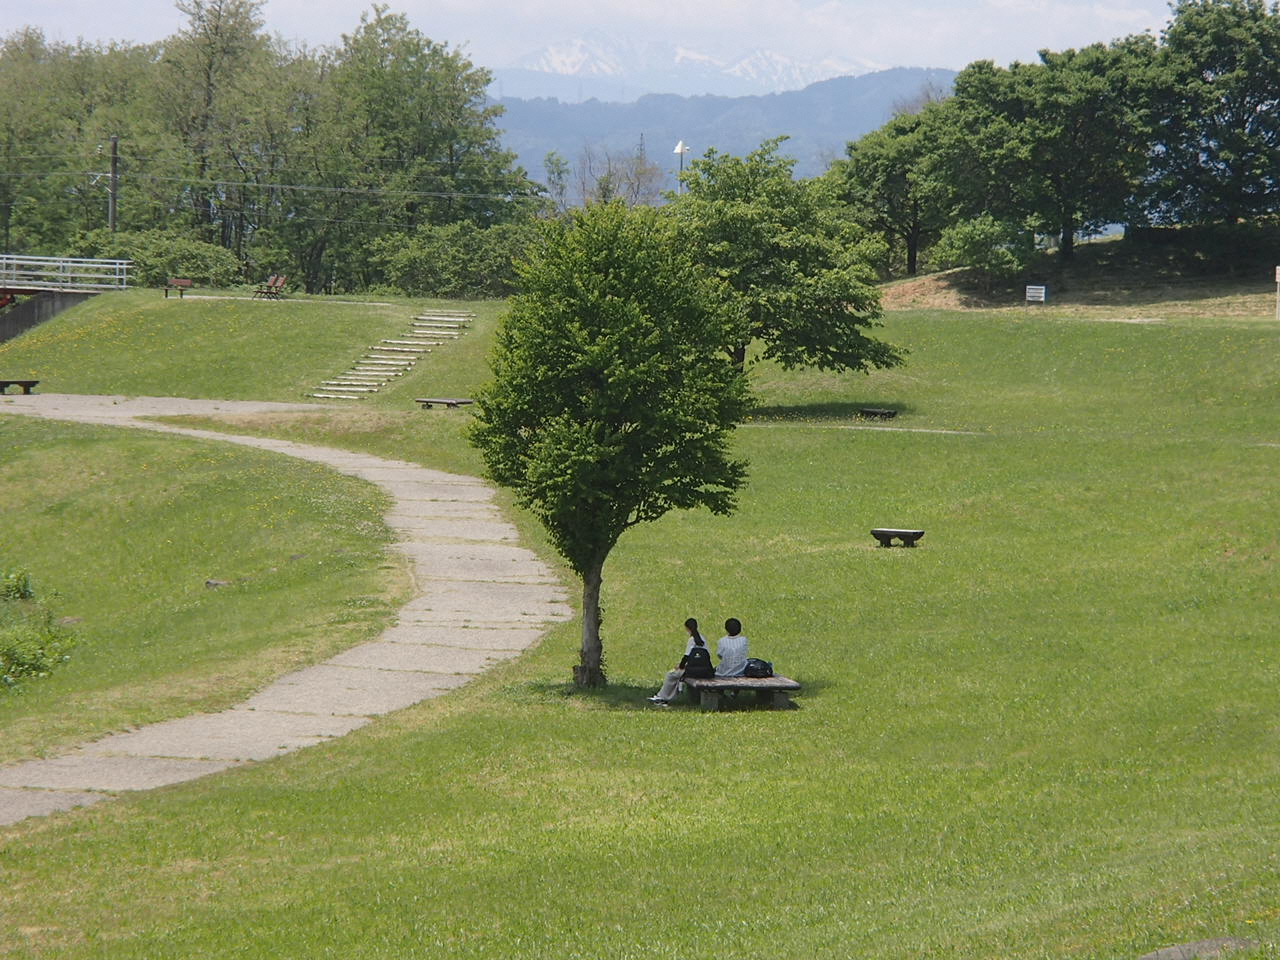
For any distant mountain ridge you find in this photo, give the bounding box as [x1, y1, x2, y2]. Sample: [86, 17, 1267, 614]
[493, 67, 958, 187]
[490, 33, 881, 102]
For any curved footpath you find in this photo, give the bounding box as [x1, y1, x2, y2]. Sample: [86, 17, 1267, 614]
[0, 394, 571, 827]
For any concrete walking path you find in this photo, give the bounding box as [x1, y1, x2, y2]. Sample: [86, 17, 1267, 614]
[0, 394, 571, 826]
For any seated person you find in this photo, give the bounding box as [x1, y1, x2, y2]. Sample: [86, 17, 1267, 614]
[648, 618, 713, 705]
[715, 617, 749, 677]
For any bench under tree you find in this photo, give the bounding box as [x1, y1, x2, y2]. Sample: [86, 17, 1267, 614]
[683, 675, 801, 711]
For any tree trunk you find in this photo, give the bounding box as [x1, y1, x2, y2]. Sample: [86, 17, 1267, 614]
[1059, 214, 1075, 261]
[730, 343, 747, 369]
[573, 556, 607, 687]
[906, 231, 919, 276]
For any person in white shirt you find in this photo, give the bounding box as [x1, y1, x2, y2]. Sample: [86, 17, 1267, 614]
[715, 618, 749, 677]
[648, 618, 712, 705]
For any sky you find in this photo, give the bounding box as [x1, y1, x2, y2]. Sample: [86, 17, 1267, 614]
[3, 0, 1174, 74]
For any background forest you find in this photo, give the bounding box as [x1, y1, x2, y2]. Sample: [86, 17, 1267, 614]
[4, 0, 1280, 294]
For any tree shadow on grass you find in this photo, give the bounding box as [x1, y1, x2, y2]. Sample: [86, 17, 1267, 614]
[520, 678, 824, 712]
[750, 401, 916, 423]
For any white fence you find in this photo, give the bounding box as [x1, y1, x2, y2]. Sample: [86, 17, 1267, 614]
[0, 255, 131, 291]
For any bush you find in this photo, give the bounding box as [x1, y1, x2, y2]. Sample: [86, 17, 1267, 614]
[369, 221, 536, 298]
[73, 229, 244, 288]
[931, 215, 1035, 292]
[0, 569, 78, 691]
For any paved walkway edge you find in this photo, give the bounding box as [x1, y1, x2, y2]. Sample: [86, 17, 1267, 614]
[0, 394, 572, 826]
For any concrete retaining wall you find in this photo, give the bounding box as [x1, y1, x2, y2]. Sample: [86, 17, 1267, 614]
[0, 292, 95, 343]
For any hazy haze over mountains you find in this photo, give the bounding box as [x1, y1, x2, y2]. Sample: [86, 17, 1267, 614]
[493, 67, 958, 188]
[491, 32, 882, 101]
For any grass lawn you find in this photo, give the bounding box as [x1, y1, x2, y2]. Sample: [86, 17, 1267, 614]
[0, 289, 500, 405]
[0, 299, 1277, 958]
[0, 417, 409, 764]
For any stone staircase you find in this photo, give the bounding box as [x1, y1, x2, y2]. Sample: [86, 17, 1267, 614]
[308, 311, 474, 401]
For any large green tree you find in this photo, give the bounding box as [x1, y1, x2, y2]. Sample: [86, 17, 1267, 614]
[1144, 0, 1280, 224]
[946, 40, 1154, 259]
[470, 202, 750, 687]
[832, 102, 954, 275]
[671, 138, 900, 372]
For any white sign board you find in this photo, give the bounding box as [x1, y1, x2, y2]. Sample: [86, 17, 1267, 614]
[1025, 285, 1047, 303]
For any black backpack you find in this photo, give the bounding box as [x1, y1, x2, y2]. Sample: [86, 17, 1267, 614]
[683, 645, 714, 678]
[744, 658, 774, 678]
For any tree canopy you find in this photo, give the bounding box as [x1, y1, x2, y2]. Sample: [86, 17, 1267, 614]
[470, 202, 750, 687]
[671, 138, 901, 373]
[0, 4, 534, 290]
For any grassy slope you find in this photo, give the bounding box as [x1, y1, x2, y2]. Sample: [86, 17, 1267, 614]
[1, 299, 1278, 958]
[0, 290, 499, 405]
[0, 418, 408, 763]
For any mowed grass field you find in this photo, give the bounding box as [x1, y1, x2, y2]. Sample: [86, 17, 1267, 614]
[0, 289, 499, 405]
[0, 417, 409, 764]
[0, 294, 1277, 959]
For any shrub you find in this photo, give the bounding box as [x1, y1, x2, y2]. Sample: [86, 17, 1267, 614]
[73, 229, 244, 288]
[1, 568, 34, 600]
[0, 569, 78, 691]
[369, 221, 536, 298]
[931, 215, 1035, 292]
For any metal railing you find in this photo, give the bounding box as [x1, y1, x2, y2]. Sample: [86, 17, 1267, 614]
[0, 255, 131, 291]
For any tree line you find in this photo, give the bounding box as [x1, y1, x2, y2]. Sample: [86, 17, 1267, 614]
[4, 0, 1277, 295]
[0, 0, 536, 292]
[831, 0, 1280, 282]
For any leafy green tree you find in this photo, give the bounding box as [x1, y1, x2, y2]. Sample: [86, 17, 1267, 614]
[946, 40, 1154, 260]
[368, 220, 534, 298]
[671, 138, 900, 372]
[1144, 0, 1280, 224]
[931, 214, 1034, 293]
[832, 101, 954, 275]
[470, 202, 750, 687]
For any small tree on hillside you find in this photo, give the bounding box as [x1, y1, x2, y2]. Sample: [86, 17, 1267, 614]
[670, 138, 902, 373]
[470, 202, 750, 687]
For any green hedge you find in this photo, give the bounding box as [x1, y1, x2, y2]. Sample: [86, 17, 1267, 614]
[73, 229, 244, 288]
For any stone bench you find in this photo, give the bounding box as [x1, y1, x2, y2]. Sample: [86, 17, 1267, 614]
[415, 397, 474, 409]
[871, 528, 924, 547]
[683, 675, 800, 711]
[0, 379, 39, 395]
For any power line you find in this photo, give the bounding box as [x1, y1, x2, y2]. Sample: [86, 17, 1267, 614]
[129, 172, 535, 200]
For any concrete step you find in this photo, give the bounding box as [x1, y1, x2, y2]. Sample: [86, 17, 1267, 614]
[321, 385, 378, 392]
[376, 345, 428, 353]
[361, 358, 414, 365]
[382, 339, 437, 346]
[352, 367, 402, 375]
[309, 393, 365, 400]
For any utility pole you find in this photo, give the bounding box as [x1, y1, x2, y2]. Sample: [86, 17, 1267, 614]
[108, 135, 119, 232]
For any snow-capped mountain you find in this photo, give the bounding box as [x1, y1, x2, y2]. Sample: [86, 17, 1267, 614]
[492, 34, 881, 102]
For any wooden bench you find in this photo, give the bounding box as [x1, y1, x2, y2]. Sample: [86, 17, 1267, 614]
[253, 275, 287, 300]
[871, 528, 924, 547]
[858, 407, 897, 420]
[164, 278, 193, 299]
[415, 397, 474, 409]
[684, 675, 801, 711]
[0, 380, 39, 395]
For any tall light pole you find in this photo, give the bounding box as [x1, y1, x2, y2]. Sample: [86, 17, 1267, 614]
[673, 140, 689, 193]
